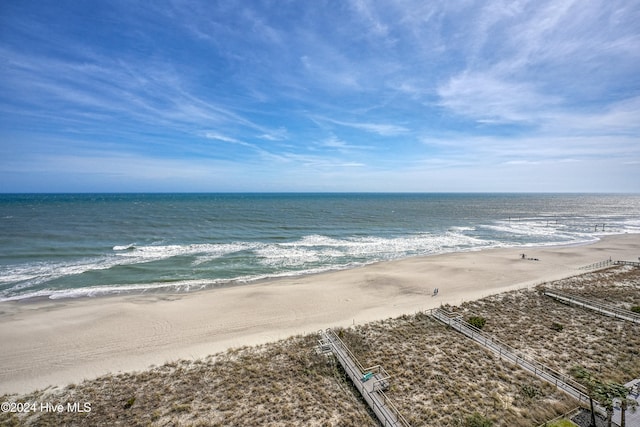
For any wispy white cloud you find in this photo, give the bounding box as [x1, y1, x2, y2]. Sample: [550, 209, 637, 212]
[421, 133, 640, 167]
[257, 127, 288, 141]
[544, 96, 640, 136]
[299, 53, 362, 91]
[313, 134, 374, 154]
[435, 0, 640, 129]
[1, 0, 638, 192]
[348, 0, 391, 38]
[320, 135, 349, 149]
[437, 72, 561, 124]
[203, 132, 258, 149]
[0, 43, 289, 163]
[316, 116, 409, 136]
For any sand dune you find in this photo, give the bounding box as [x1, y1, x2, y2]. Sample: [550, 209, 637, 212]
[1, 234, 638, 395]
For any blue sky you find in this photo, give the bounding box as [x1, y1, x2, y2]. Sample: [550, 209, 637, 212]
[1, 0, 639, 192]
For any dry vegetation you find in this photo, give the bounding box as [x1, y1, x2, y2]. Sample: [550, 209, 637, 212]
[340, 315, 576, 426]
[0, 335, 374, 427]
[462, 265, 640, 384]
[1, 266, 638, 426]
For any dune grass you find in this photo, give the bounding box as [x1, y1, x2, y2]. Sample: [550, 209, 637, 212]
[462, 265, 640, 384]
[1, 265, 638, 426]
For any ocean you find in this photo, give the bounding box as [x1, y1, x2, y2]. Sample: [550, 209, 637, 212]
[1, 193, 638, 301]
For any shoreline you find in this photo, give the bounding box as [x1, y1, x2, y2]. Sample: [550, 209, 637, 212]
[1, 233, 612, 304]
[1, 233, 638, 395]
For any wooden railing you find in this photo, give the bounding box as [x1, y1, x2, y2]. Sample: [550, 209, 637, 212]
[543, 289, 640, 324]
[431, 308, 605, 416]
[319, 329, 411, 427]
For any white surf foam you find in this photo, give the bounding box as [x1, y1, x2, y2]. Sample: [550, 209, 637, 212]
[0, 279, 220, 301]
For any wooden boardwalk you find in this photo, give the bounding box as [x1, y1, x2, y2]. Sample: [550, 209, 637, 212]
[319, 329, 410, 427]
[614, 260, 640, 268]
[543, 289, 640, 324]
[579, 259, 614, 270]
[578, 259, 639, 270]
[430, 308, 604, 415]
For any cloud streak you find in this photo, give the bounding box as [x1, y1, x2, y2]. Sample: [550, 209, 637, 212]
[0, 0, 638, 192]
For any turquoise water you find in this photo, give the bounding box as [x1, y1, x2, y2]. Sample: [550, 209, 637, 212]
[1, 193, 638, 301]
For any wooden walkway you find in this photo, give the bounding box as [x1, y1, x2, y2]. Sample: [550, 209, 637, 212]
[430, 308, 604, 415]
[318, 329, 410, 427]
[579, 259, 614, 270]
[614, 260, 640, 268]
[578, 259, 639, 270]
[543, 289, 640, 324]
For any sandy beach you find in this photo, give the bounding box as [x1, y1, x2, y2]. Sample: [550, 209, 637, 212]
[1, 234, 638, 395]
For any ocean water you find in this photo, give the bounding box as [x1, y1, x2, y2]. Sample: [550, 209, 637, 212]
[0, 193, 638, 301]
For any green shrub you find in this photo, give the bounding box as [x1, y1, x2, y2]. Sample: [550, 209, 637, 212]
[550, 322, 564, 332]
[467, 316, 487, 329]
[465, 412, 493, 427]
[521, 384, 542, 399]
[124, 397, 135, 409]
[631, 306, 640, 313]
[545, 419, 579, 427]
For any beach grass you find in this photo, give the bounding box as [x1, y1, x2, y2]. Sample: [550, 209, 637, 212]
[1, 265, 638, 426]
[546, 419, 579, 427]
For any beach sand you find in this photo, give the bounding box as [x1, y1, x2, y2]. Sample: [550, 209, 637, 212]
[1, 234, 638, 395]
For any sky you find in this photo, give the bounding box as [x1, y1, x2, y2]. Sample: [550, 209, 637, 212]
[1, 0, 639, 193]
